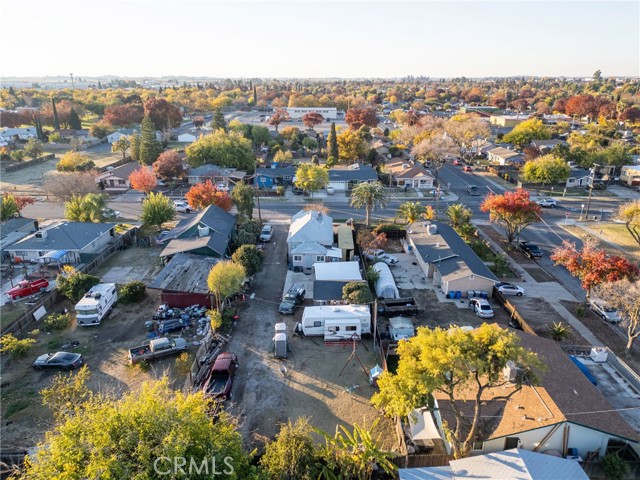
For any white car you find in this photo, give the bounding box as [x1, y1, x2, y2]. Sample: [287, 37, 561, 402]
[173, 201, 193, 213]
[588, 298, 621, 323]
[102, 208, 121, 218]
[366, 250, 399, 265]
[326, 186, 335, 195]
[469, 298, 495, 319]
[495, 282, 525, 296]
[537, 198, 557, 208]
[216, 183, 230, 192]
[259, 224, 273, 242]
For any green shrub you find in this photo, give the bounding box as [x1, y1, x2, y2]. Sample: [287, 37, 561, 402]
[342, 282, 374, 304]
[231, 244, 264, 276]
[373, 223, 405, 234]
[0, 334, 37, 358]
[56, 270, 100, 302]
[42, 313, 71, 331]
[550, 322, 570, 341]
[276, 185, 285, 196]
[471, 240, 493, 260]
[119, 281, 146, 304]
[576, 303, 588, 318]
[600, 453, 630, 480]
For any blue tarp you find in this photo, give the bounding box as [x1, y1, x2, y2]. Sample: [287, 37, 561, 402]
[40, 250, 69, 261]
[570, 355, 598, 386]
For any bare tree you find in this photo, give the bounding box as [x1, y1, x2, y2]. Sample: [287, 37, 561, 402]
[592, 279, 640, 355]
[444, 115, 491, 160]
[411, 135, 458, 181]
[43, 170, 99, 202]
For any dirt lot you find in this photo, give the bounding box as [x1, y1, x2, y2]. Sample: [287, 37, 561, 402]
[0, 247, 196, 450]
[227, 225, 397, 452]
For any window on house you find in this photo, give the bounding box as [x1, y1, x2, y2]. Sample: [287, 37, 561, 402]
[316, 255, 325, 262]
[346, 326, 357, 332]
[504, 437, 520, 449]
[313, 321, 322, 327]
[472, 441, 483, 451]
[293, 255, 302, 262]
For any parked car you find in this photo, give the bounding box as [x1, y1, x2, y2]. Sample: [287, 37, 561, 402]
[463, 165, 473, 172]
[366, 249, 399, 265]
[128, 337, 188, 365]
[466, 185, 479, 196]
[469, 298, 495, 318]
[259, 224, 273, 242]
[158, 317, 189, 334]
[278, 283, 306, 314]
[102, 208, 121, 218]
[7, 279, 49, 300]
[292, 186, 305, 195]
[173, 201, 192, 213]
[588, 298, 621, 323]
[202, 352, 238, 400]
[495, 282, 525, 296]
[519, 241, 542, 259]
[33, 351, 83, 371]
[537, 198, 557, 208]
[216, 183, 229, 192]
[326, 186, 335, 195]
[453, 159, 462, 166]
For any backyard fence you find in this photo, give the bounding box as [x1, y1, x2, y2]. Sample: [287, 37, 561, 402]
[4, 154, 55, 172]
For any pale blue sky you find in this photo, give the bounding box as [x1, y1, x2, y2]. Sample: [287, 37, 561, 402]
[2, 1, 638, 78]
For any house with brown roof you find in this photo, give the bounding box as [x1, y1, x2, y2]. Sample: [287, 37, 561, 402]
[428, 330, 639, 460]
[486, 147, 524, 165]
[95, 162, 145, 192]
[385, 159, 435, 189]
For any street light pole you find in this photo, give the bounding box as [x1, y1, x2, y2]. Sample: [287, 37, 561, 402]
[584, 164, 600, 222]
[580, 203, 585, 220]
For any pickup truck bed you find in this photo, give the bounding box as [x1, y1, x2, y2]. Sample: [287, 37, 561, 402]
[205, 376, 229, 395]
[378, 297, 422, 316]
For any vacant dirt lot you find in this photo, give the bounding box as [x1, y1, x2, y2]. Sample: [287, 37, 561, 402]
[0, 247, 198, 450]
[227, 225, 397, 452]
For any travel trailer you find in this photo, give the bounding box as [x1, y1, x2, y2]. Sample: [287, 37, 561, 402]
[298, 305, 371, 341]
[75, 283, 117, 326]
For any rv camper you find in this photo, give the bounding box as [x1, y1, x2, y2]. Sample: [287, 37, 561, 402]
[299, 305, 371, 340]
[75, 283, 117, 326]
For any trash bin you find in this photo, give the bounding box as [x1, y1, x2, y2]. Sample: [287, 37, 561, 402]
[467, 290, 474, 299]
[455, 291, 462, 299]
[449, 291, 455, 299]
[474, 290, 482, 298]
[481, 291, 488, 299]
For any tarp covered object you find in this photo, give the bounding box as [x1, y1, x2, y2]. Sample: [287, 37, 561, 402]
[373, 262, 399, 299]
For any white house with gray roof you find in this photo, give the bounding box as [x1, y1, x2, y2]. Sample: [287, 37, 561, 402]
[327, 164, 379, 191]
[5, 222, 118, 264]
[407, 221, 497, 297]
[287, 210, 334, 270]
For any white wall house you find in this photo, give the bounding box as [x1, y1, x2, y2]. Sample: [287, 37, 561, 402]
[286, 107, 338, 120]
[287, 210, 334, 271]
[0, 127, 37, 142]
[177, 133, 197, 143]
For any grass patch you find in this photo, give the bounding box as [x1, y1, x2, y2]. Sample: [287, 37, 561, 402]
[4, 399, 32, 418]
[47, 336, 63, 350]
[561, 224, 640, 261]
[0, 303, 30, 330]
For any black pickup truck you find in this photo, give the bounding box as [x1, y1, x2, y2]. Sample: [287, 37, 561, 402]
[519, 241, 542, 259]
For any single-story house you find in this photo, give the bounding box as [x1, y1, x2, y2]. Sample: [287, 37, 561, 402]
[254, 165, 297, 189]
[489, 115, 530, 128]
[107, 128, 161, 143]
[530, 139, 568, 153]
[0, 127, 37, 142]
[620, 165, 640, 187]
[1, 218, 38, 258]
[6, 221, 118, 264]
[95, 162, 144, 192]
[399, 448, 589, 480]
[486, 147, 524, 165]
[287, 210, 334, 270]
[160, 204, 236, 259]
[327, 164, 379, 191]
[186, 164, 246, 186]
[149, 252, 216, 308]
[542, 113, 574, 125]
[407, 221, 498, 296]
[566, 168, 592, 188]
[429, 330, 640, 460]
[177, 132, 198, 143]
[385, 159, 435, 189]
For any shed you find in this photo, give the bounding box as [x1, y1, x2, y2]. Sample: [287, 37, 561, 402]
[314, 261, 362, 282]
[389, 317, 415, 340]
[373, 262, 399, 299]
[337, 225, 355, 260]
[149, 252, 217, 307]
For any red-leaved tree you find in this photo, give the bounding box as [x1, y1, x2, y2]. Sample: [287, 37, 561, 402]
[345, 107, 379, 130]
[153, 151, 184, 181]
[302, 112, 324, 130]
[185, 180, 233, 211]
[143, 98, 183, 131]
[480, 188, 541, 245]
[13, 194, 35, 210]
[268, 109, 290, 133]
[550, 237, 640, 295]
[129, 167, 157, 194]
[103, 104, 144, 127]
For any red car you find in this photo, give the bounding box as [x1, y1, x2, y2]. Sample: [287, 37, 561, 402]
[202, 352, 238, 400]
[7, 279, 49, 300]
[463, 166, 473, 172]
[453, 160, 461, 166]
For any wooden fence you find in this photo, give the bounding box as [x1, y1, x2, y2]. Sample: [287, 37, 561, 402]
[4, 154, 55, 172]
[491, 288, 537, 335]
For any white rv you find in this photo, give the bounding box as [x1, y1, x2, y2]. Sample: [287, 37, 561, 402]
[75, 283, 118, 326]
[299, 305, 371, 341]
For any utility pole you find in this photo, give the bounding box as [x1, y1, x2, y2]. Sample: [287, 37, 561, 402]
[70, 73, 75, 90]
[583, 163, 600, 221]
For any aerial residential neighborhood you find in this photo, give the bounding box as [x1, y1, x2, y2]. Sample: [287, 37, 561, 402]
[1, 1, 639, 479]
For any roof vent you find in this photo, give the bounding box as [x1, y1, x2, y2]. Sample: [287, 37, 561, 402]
[427, 224, 438, 236]
[197, 226, 209, 237]
[35, 230, 48, 241]
[402, 163, 409, 169]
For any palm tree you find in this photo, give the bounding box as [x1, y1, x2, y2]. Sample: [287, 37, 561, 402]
[446, 203, 472, 229]
[350, 181, 387, 226]
[397, 201, 425, 224]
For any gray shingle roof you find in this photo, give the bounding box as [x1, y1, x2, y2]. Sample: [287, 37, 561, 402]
[101, 161, 143, 180]
[313, 281, 352, 301]
[171, 204, 236, 241]
[7, 222, 117, 251]
[409, 221, 497, 281]
[328, 165, 378, 182]
[0, 218, 36, 240]
[255, 166, 298, 178]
